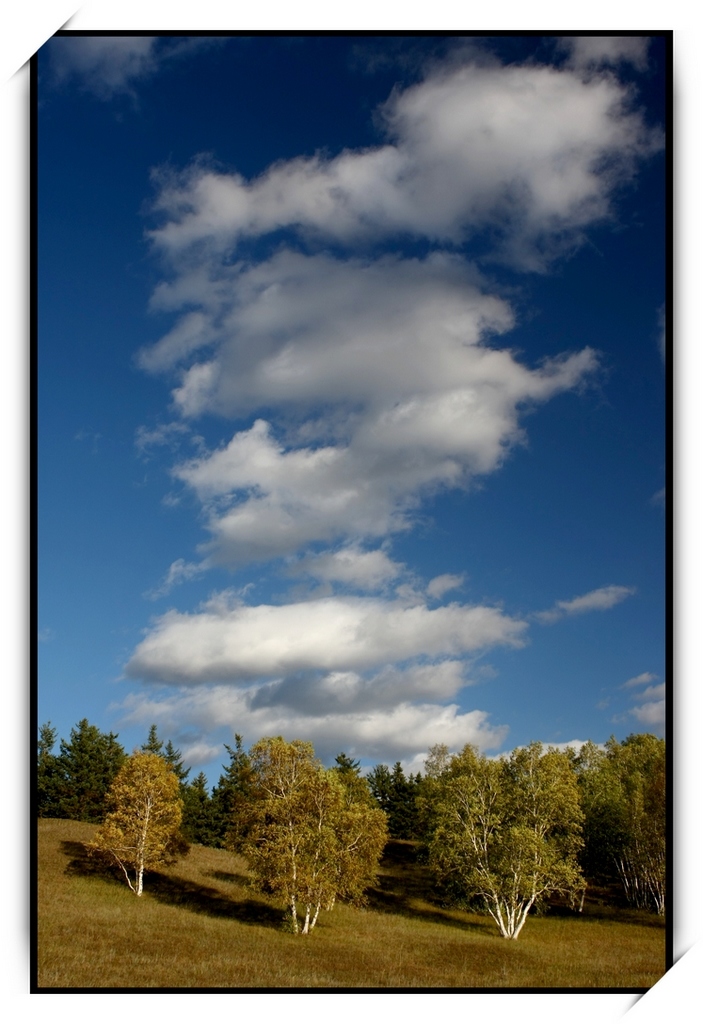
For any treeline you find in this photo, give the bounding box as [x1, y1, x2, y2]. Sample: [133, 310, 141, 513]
[37, 720, 666, 921]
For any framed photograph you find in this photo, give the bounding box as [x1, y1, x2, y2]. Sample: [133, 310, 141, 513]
[33, 29, 670, 994]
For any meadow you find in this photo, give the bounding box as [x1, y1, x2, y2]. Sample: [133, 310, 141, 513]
[37, 818, 666, 991]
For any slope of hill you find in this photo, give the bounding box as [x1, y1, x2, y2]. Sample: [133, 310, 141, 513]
[36, 818, 666, 990]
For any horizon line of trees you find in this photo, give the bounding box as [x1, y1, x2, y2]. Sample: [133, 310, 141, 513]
[37, 719, 666, 928]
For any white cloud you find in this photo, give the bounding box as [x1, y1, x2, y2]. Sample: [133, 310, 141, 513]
[46, 35, 222, 100]
[427, 573, 465, 599]
[496, 738, 595, 759]
[48, 36, 158, 97]
[249, 660, 471, 716]
[126, 592, 527, 685]
[152, 252, 597, 566]
[122, 46, 662, 768]
[560, 36, 650, 71]
[145, 558, 207, 600]
[137, 311, 218, 373]
[623, 671, 657, 688]
[150, 57, 659, 268]
[535, 584, 635, 624]
[180, 741, 223, 768]
[117, 684, 509, 765]
[291, 546, 403, 591]
[629, 681, 666, 731]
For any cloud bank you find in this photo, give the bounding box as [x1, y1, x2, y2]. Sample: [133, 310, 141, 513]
[122, 43, 660, 766]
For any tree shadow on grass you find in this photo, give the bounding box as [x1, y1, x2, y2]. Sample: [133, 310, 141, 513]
[144, 871, 283, 928]
[61, 840, 282, 930]
[206, 869, 252, 887]
[365, 874, 496, 938]
[368, 842, 496, 937]
[62, 840, 125, 887]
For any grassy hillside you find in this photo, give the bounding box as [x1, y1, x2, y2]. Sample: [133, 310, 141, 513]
[37, 818, 666, 990]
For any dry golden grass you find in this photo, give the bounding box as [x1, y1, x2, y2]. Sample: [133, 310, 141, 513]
[37, 819, 666, 990]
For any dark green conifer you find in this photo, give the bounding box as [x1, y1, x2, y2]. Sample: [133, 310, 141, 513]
[164, 739, 190, 787]
[181, 772, 218, 846]
[211, 735, 253, 847]
[56, 719, 126, 823]
[37, 722, 63, 817]
[141, 724, 164, 755]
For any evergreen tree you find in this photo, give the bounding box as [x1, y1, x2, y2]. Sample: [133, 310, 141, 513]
[368, 762, 419, 838]
[56, 719, 126, 823]
[211, 735, 253, 847]
[367, 763, 393, 813]
[334, 752, 361, 774]
[164, 739, 190, 787]
[141, 726, 190, 789]
[141, 724, 164, 755]
[37, 722, 63, 817]
[182, 772, 218, 846]
[388, 762, 420, 839]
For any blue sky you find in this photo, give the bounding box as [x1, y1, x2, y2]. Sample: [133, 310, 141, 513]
[37, 32, 667, 783]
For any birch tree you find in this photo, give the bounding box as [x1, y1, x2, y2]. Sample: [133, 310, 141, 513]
[241, 737, 387, 934]
[88, 752, 188, 896]
[577, 734, 666, 914]
[429, 743, 584, 939]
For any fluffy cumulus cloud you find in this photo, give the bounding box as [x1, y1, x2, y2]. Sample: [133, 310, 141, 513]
[123, 45, 661, 766]
[150, 58, 659, 268]
[535, 585, 635, 624]
[127, 592, 527, 685]
[290, 546, 403, 591]
[117, 684, 510, 765]
[145, 252, 596, 566]
[427, 574, 465, 600]
[624, 674, 665, 732]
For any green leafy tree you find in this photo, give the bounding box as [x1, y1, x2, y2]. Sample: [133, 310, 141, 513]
[56, 719, 126, 823]
[89, 752, 188, 896]
[333, 752, 376, 808]
[577, 734, 666, 913]
[416, 743, 452, 842]
[573, 739, 627, 884]
[241, 737, 388, 934]
[429, 742, 585, 939]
